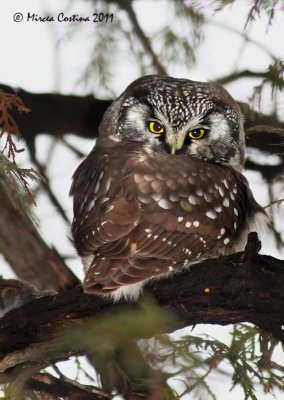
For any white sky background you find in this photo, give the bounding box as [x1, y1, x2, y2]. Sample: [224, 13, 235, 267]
[0, 1, 284, 399]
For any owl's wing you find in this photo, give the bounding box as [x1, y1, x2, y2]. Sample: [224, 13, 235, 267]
[70, 144, 142, 260]
[72, 145, 263, 294]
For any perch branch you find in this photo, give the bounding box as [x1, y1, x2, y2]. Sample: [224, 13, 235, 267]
[0, 235, 283, 373]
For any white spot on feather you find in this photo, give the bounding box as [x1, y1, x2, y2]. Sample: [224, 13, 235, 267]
[86, 199, 95, 212]
[218, 186, 225, 197]
[94, 181, 100, 194]
[158, 198, 173, 209]
[144, 174, 153, 181]
[188, 195, 198, 205]
[223, 198, 230, 207]
[152, 193, 162, 202]
[222, 179, 229, 189]
[134, 174, 143, 184]
[206, 210, 217, 219]
[204, 193, 212, 202]
[169, 193, 179, 202]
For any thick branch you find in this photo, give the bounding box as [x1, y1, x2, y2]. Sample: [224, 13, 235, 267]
[0, 249, 283, 372]
[2, 83, 284, 156]
[0, 84, 111, 142]
[0, 178, 79, 291]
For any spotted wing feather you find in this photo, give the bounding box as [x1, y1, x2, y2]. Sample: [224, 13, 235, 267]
[71, 140, 262, 294]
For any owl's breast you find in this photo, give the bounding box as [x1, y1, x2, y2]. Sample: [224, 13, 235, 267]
[122, 146, 264, 253]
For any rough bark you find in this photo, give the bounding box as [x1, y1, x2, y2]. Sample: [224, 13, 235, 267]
[0, 84, 111, 143]
[0, 180, 79, 291]
[2, 83, 283, 182]
[2, 83, 284, 156]
[0, 239, 283, 374]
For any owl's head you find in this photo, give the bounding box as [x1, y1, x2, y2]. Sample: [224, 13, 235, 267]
[100, 75, 245, 171]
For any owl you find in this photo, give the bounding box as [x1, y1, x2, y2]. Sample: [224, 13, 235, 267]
[70, 75, 267, 302]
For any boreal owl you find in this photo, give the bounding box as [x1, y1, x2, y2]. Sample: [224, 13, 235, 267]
[70, 75, 267, 301]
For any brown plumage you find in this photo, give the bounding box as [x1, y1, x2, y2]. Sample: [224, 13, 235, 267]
[70, 75, 266, 301]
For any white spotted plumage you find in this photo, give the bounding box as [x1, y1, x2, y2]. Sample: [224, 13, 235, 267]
[70, 75, 267, 302]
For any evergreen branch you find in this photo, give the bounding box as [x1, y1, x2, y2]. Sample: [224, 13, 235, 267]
[216, 70, 268, 85]
[1, 84, 284, 180]
[115, 0, 167, 75]
[0, 234, 284, 369]
[0, 234, 284, 398]
[208, 19, 277, 61]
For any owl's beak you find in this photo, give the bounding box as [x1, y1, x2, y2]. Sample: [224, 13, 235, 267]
[170, 143, 177, 155]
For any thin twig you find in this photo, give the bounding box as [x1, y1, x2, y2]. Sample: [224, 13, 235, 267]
[30, 151, 70, 224]
[208, 20, 277, 61]
[216, 70, 267, 85]
[117, 0, 167, 75]
[51, 365, 108, 397]
[61, 137, 86, 158]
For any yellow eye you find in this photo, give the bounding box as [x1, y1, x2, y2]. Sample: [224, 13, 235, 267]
[188, 128, 205, 140]
[148, 121, 165, 134]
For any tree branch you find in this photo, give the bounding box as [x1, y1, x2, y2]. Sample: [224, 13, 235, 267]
[116, 0, 167, 75]
[0, 370, 111, 400]
[0, 84, 111, 142]
[0, 174, 79, 291]
[2, 83, 283, 150]
[0, 244, 283, 373]
[30, 152, 71, 224]
[2, 83, 284, 181]
[27, 373, 110, 400]
[216, 69, 267, 85]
